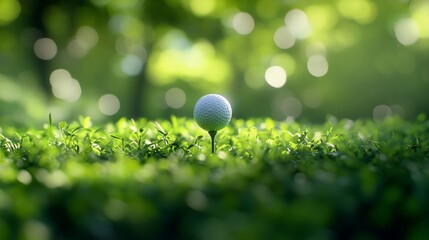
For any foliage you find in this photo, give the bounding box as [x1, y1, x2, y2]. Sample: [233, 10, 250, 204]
[1, 115, 429, 239]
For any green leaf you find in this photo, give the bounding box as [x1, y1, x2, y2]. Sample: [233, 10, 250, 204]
[151, 121, 167, 136]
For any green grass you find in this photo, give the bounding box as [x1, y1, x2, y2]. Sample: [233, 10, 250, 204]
[1, 115, 429, 240]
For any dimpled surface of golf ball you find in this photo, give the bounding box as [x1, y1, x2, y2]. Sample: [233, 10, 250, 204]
[194, 94, 232, 131]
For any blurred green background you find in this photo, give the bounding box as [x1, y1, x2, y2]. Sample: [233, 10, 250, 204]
[1, 0, 428, 125]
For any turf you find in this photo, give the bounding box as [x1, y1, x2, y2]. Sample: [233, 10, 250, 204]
[1, 115, 429, 239]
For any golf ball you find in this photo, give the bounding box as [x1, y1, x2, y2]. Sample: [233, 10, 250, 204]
[194, 94, 232, 131]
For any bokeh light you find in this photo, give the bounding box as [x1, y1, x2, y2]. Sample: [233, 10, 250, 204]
[189, 0, 216, 16]
[307, 55, 328, 77]
[109, 14, 144, 36]
[232, 12, 255, 35]
[265, 66, 287, 88]
[274, 96, 302, 118]
[98, 94, 121, 116]
[50, 69, 82, 102]
[284, 9, 311, 39]
[283, 97, 302, 118]
[373, 105, 392, 122]
[165, 88, 186, 109]
[121, 54, 144, 76]
[411, 1, 429, 39]
[17, 170, 32, 185]
[303, 88, 324, 108]
[306, 5, 338, 33]
[0, 0, 21, 25]
[35, 168, 69, 189]
[34, 38, 57, 60]
[337, 0, 377, 24]
[67, 26, 99, 58]
[104, 198, 127, 221]
[115, 37, 148, 60]
[186, 190, 208, 211]
[274, 26, 295, 49]
[394, 18, 419, 46]
[76, 26, 99, 48]
[23, 220, 51, 240]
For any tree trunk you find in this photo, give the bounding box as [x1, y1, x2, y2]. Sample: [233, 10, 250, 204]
[131, 43, 153, 119]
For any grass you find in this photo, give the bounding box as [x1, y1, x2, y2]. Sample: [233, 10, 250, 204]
[1, 115, 429, 240]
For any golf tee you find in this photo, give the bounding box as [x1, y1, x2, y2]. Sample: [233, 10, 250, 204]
[208, 131, 217, 153]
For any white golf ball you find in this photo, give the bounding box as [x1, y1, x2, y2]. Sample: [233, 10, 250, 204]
[194, 94, 232, 132]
